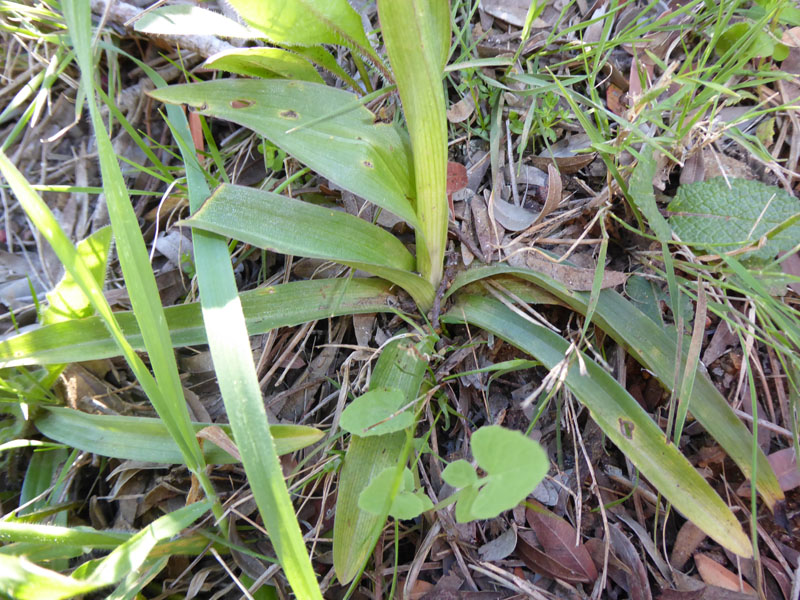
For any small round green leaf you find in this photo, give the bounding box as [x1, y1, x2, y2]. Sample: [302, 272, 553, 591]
[357, 467, 432, 520]
[339, 387, 413, 437]
[442, 459, 478, 488]
[469, 426, 549, 520]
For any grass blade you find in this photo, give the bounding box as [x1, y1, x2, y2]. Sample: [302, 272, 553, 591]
[0, 502, 210, 600]
[164, 88, 324, 598]
[58, 0, 217, 507]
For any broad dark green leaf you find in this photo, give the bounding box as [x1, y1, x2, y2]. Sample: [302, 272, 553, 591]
[668, 177, 800, 261]
[446, 264, 783, 512]
[0, 278, 394, 367]
[444, 294, 751, 557]
[333, 336, 432, 583]
[35, 407, 323, 464]
[183, 184, 434, 308]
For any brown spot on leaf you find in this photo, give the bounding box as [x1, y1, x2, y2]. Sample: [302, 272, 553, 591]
[280, 109, 299, 119]
[230, 99, 254, 109]
[363, 160, 374, 169]
[619, 418, 634, 439]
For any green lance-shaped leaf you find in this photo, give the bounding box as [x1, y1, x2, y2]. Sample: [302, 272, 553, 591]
[446, 265, 784, 512]
[133, 5, 261, 38]
[224, 0, 388, 77]
[149, 80, 417, 228]
[41, 226, 112, 325]
[378, 0, 450, 287]
[333, 335, 433, 584]
[0, 502, 210, 600]
[183, 183, 434, 308]
[0, 278, 394, 367]
[35, 407, 323, 464]
[203, 48, 325, 83]
[444, 294, 752, 558]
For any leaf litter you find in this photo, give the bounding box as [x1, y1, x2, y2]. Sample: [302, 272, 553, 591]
[0, 0, 799, 598]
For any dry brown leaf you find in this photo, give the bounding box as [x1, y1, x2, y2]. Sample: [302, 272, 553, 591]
[607, 84, 626, 117]
[530, 133, 597, 174]
[585, 537, 635, 594]
[197, 425, 240, 461]
[609, 523, 652, 600]
[766, 447, 800, 492]
[657, 586, 759, 600]
[761, 557, 792, 600]
[525, 255, 627, 291]
[680, 150, 706, 185]
[782, 27, 800, 47]
[538, 164, 562, 225]
[517, 530, 595, 583]
[693, 554, 757, 596]
[702, 321, 737, 365]
[472, 192, 499, 261]
[671, 521, 708, 571]
[491, 198, 538, 231]
[447, 162, 469, 196]
[479, 0, 533, 27]
[477, 525, 517, 561]
[447, 93, 476, 123]
[525, 504, 598, 583]
[778, 251, 800, 295]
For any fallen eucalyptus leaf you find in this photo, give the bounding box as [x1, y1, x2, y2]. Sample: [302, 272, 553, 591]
[491, 197, 538, 231]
